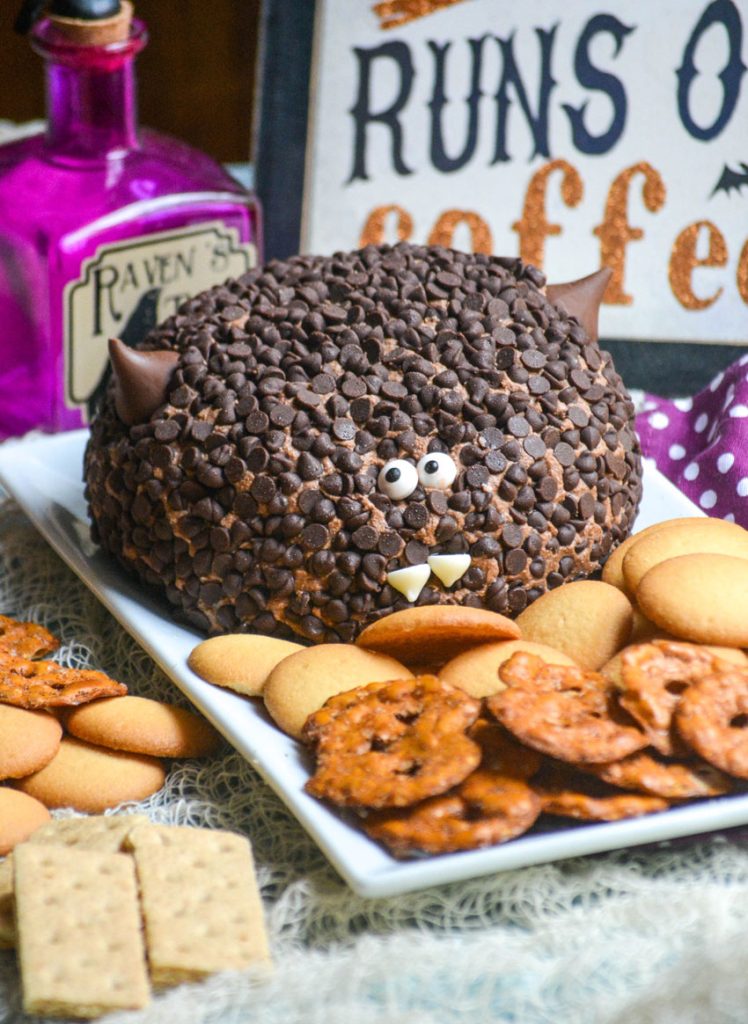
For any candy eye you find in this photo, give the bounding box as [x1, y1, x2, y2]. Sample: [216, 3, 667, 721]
[378, 459, 418, 500]
[417, 452, 457, 490]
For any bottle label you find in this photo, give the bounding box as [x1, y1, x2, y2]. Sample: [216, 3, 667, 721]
[63, 222, 257, 420]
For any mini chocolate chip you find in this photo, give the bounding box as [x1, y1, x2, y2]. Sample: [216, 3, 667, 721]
[335, 450, 363, 473]
[350, 397, 372, 422]
[536, 476, 557, 502]
[465, 465, 489, 487]
[559, 555, 576, 577]
[382, 380, 408, 400]
[296, 388, 321, 409]
[580, 426, 601, 449]
[507, 587, 528, 613]
[505, 464, 528, 486]
[362, 553, 386, 581]
[310, 550, 336, 576]
[378, 532, 403, 557]
[154, 420, 180, 443]
[578, 492, 596, 520]
[435, 515, 458, 542]
[250, 476, 277, 503]
[352, 525, 378, 551]
[514, 486, 535, 511]
[557, 524, 576, 546]
[245, 410, 270, 434]
[523, 436, 546, 460]
[403, 504, 429, 529]
[472, 536, 500, 558]
[297, 452, 324, 481]
[187, 459, 215, 487]
[341, 376, 367, 399]
[301, 524, 329, 550]
[485, 451, 507, 474]
[427, 491, 448, 515]
[505, 548, 528, 574]
[405, 540, 429, 564]
[311, 373, 335, 394]
[312, 498, 336, 524]
[507, 415, 530, 437]
[554, 442, 576, 467]
[502, 523, 524, 548]
[333, 418, 356, 441]
[448, 491, 471, 513]
[269, 405, 295, 427]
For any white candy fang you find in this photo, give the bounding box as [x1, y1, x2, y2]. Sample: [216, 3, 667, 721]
[427, 554, 471, 588]
[386, 564, 431, 603]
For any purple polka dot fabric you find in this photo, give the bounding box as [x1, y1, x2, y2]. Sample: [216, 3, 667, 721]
[636, 353, 748, 526]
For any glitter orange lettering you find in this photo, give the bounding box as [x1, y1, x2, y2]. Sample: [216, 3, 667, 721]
[427, 210, 493, 253]
[593, 161, 666, 305]
[512, 159, 584, 269]
[669, 221, 728, 310]
[359, 204, 414, 247]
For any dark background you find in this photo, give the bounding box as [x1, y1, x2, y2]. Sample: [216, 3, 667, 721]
[0, 0, 261, 164]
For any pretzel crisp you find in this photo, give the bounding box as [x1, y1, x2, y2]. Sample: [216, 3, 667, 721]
[0, 657, 127, 709]
[362, 720, 542, 857]
[486, 653, 647, 764]
[616, 641, 731, 757]
[0, 615, 59, 660]
[534, 761, 670, 821]
[675, 668, 748, 779]
[302, 676, 482, 808]
[581, 750, 733, 800]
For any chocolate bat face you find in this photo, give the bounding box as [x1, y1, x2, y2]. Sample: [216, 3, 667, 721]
[711, 162, 748, 197]
[88, 246, 642, 646]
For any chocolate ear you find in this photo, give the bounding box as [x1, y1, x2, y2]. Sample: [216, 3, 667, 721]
[546, 267, 612, 343]
[108, 338, 180, 426]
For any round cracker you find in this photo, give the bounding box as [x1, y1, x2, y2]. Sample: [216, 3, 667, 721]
[439, 640, 576, 698]
[622, 520, 748, 593]
[63, 696, 221, 758]
[637, 553, 748, 648]
[0, 787, 51, 854]
[355, 606, 520, 666]
[13, 736, 165, 812]
[263, 644, 413, 739]
[0, 705, 62, 780]
[514, 580, 633, 670]
[188, 634, 304, 696]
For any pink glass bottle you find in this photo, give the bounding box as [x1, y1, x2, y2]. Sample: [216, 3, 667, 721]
[0, 0, 261, 438]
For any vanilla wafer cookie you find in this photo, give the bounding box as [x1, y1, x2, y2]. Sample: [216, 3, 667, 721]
[0, 788, 50, 855]
[13, 737, 165, 811]
[64, 696, 221, 758]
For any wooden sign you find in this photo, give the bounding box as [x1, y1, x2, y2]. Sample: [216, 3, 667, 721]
[255, 0, 748, 351]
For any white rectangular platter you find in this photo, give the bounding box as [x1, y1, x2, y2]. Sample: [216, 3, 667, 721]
[4, 430, 746, 900]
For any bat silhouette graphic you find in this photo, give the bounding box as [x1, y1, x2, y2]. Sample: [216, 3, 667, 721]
[711, 162, 748, 197]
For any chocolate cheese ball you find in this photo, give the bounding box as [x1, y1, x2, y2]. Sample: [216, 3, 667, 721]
[85, 242, 643, 643]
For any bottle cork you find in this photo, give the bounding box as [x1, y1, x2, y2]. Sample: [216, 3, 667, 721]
[50, 0, 132, 46]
